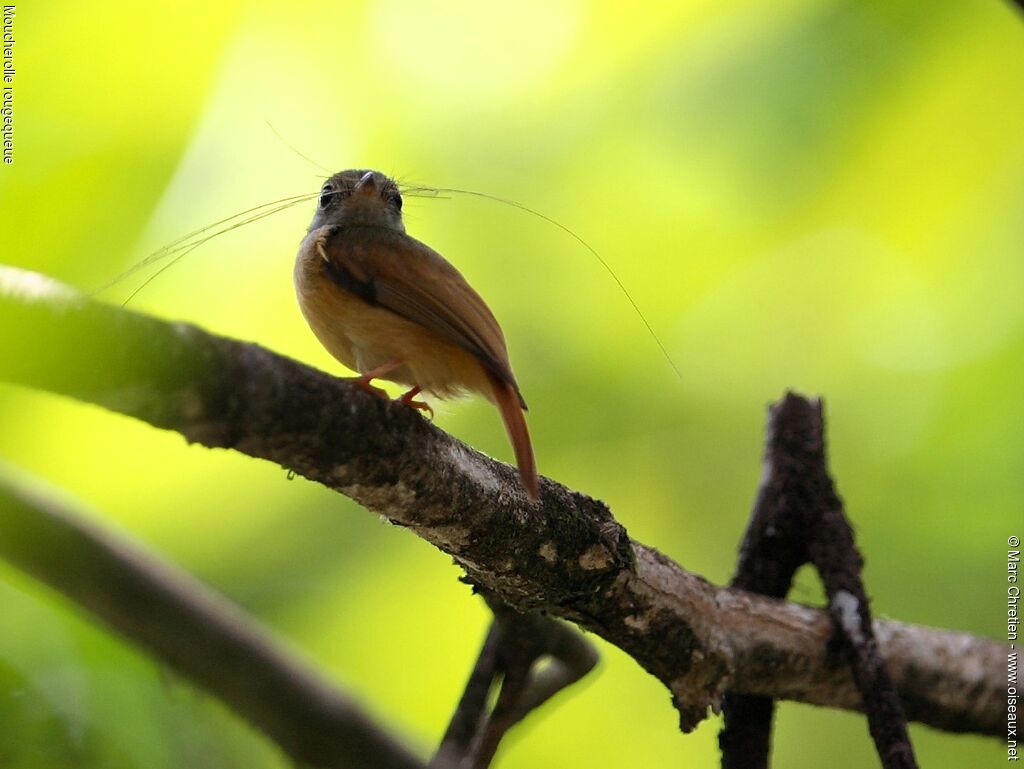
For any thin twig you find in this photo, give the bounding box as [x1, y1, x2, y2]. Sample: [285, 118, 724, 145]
[720, 394, 813, 768]
[790, 397, 918, 768]
[510, 618, 598, 722]
[468, 631, 533, 768]
[720, 395, 918, 769]
[431, 623, 504, 768]
[433, 593, 598, 769]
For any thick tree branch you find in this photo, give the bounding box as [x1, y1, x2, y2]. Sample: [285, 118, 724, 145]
[0, 464, 426, 769]
[0, 267, 1007, 736]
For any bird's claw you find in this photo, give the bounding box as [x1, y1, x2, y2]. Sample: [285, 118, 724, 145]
[355, 379, 390, 400]
[397, 388, 434, 420]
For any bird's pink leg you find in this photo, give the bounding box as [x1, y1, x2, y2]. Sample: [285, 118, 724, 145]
[353, 359, 402, 399]
[396, 386, 433, 419]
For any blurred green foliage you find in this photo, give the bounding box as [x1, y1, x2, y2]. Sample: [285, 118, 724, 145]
[1, 0, 1020, 766]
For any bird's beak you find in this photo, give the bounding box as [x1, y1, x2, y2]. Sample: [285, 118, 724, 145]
[354, 171, 376, 196]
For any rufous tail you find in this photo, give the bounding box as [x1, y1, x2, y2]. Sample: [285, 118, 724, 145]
[488, 373, 539, 502]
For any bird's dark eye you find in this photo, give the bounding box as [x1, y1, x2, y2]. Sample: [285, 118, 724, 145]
[389, 191, 403, 211]
[319, 183, 336, 209]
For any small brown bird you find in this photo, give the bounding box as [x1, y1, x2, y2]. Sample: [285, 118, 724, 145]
[294, 169, 538, 501]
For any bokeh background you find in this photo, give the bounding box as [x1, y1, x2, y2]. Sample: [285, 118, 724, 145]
[1, 0, 1021, 766]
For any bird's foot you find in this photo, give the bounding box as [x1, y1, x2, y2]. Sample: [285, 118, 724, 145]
[352, 359, 403, 400]
[354, 378, 389, 400]
[396, 386, 434, 420]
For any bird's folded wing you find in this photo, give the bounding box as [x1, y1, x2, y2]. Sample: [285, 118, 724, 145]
[320, 225, 526, 407]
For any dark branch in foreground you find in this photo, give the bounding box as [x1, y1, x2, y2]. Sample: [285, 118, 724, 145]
[720, 395, 917, 769]
[0, 465, 426, 769]
[0, 267, 1007, 737]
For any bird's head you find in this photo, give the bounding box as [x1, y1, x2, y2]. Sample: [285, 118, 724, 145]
[308, 169, 405, 233]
